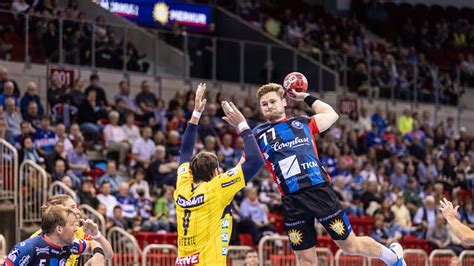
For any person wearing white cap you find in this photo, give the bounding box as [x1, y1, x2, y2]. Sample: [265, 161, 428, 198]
[439, 198, 474, 245]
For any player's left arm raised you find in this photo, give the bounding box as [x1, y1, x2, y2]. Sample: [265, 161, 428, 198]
[289, 90, 339, 133]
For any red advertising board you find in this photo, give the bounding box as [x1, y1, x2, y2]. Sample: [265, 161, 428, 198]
[50, 68, 74, 88]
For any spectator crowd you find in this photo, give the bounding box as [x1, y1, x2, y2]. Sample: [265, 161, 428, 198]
[1, 61, 473, 255]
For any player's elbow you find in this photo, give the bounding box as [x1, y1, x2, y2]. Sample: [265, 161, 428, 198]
[328, 111, 339, 126]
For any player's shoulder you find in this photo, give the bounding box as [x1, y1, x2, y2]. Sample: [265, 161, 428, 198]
[177, 162, 190, 175]
[253, 122, 271, 135]
[289, 115, 312, 122]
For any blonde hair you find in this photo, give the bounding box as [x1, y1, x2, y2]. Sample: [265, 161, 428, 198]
[41, 205, 75, 234]
[256, 83, 285, 102]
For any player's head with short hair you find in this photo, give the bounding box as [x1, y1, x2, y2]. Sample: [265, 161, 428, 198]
[190, 151, 219, 183]
[244, 249, 259, 266]
[41, 205, 78, 245]
[43, 194, 80, 217]
[256, 83, 287, 122]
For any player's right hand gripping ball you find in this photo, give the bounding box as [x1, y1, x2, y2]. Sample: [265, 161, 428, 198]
[283, 72, 308, 93]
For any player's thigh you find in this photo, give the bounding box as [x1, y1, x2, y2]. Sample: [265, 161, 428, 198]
[282, 195, 316, 251]
[311, 184, 352, 241]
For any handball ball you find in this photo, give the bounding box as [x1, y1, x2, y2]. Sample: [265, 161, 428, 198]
[283, 72, 308, 93]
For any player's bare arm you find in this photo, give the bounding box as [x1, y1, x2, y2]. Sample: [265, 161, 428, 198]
[290, 89, 339, 133]
[81, 219, 114, 260]
[439, 198, 474, 245]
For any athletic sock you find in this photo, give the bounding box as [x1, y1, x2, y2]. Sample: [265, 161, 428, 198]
[378, 243, 398, 265]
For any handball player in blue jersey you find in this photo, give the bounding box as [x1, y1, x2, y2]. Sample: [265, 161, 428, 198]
[253, 83, 406, 266]
[4, 205, 112, 266]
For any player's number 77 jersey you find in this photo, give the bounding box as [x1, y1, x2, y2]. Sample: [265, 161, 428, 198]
[253, 116, 331, 196]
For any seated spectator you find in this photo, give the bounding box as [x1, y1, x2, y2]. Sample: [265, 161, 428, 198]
[47, 72, 67, 110]
[116, 183, 138, 219]
[0, 67, 19, 97]
[78, 89, 102, 144]
[147, 145, 178, 188]
[403, 177, 421, 213]
[361, 181, 383, 214]
[390, 162, 407, 189]
[197, 115, 218, 143]
[114, 80, 137, 114]
[0, 81, 19, 109]
[3, 97, 22, 136]
[131, 126, 155, 168]
[45, 140, 68, 173]
[220, 133, 235, 169]
[459, 200, 474, 229]
[77, 177, 99, 208]
[370, 213, 402, 246]
[413, 195, 437, 238]
[22, 102, 42, 129]
[426, 214, 463, 255]
[129, 168, 150, 199]
[391, 194, 412, 229]
[136, 188, 153, 223]
[239, 187, 277, 245]
[166, 130, 181, 160]
[55, 123, 73, 152]
[51, 159, 79, 188]
[154, 186, 176, 232]
[110, 205, 134, 233]
[67, 141, 90, 178]
[0, 117, 14, 145]
[68, 123, 84, 146]
[104, 111, 130, 170]
[151, 98, 167, 131]
[69, 78, 85, 108]
[20, 82, 44, 117]
[98, 161, 126, 194]
[122, 112, 141, 146]
[18, 136, 43, 164]
[135, 80, 157, 118]
[96, 181, 118, 218]
[33, 116, 57, 156]
[13, 121, 33, 149]
[84, 74, 108, 107]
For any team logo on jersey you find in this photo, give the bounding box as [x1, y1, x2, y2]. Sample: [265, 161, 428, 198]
[176, 253, 200, 265]
[35, 246, 49, 255]
[222, 218, 230, 229]
[221, 177, 241, 188]
[8, 248, 20, 262]
[221, 246, 228, 256]
[18, 255, 31, 266]
[51, 249, 60, 255]
[329, 219, 346, 236]
[271, 137, 310, 151]
[221, 232, 229, 243]
[20, 242, 26, 247]
[178, 166, 187, 175]
[278, 155, 301, 179]
[226, 168, 238, 177]
[176, 194, 205, 208]
[291, 120, 303, 129]
[288, 229, 303, 246]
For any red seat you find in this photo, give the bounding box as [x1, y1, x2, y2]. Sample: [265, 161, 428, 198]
[268, 213, 285, 235]
[338, 255, 365, 265]
[431, 257, 454, 266]
[238, 233, 254, 247]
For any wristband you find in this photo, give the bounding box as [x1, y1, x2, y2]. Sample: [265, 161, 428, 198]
[304, 95, 319, 108]
[93, 247, 104, 256]
[237, 121, 249, 132]
[90, 231, 102, 239]
[192, 110, 202, 119]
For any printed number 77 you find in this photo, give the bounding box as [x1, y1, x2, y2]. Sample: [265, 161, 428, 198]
[258, 128, 276, 145]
